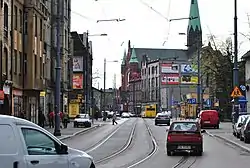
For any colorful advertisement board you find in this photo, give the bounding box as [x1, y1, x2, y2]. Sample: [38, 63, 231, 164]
[161, 63, 179, 73]
[73, 57, 83, 72]
[180, 64, 198, 73]
[73, 74, 83, 89]
[161, 74, 180, 85]
[181, 75, 198, 84]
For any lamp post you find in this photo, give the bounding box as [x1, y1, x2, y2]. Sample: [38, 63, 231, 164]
[103, 59, 118, 120]
[85, 32, 107, 122]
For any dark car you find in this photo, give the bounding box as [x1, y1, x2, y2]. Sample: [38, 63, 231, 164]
[155, 113, 170, 126]
[166, 121, 204, 156]
[239, 117, 250, 143]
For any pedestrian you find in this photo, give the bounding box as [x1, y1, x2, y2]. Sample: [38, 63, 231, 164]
[112, 112, 118, 125]
[62, 112, 69, 128]
[49, 111, 55, 128]
[38, 108, 45, 128]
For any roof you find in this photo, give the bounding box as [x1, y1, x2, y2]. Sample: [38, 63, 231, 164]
[242, 50, 250, 59]
[132, 48, 188, 67]
[0, 115, 39, 127]
[129, 48, 139, 63]
[188, 0, 201, 31]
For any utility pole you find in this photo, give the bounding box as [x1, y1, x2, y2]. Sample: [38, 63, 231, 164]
[133, 79, 135, 114]
[54, 0, 62, 136]
[103, 58, 106, 118]
[84, 31, 89, 115]
[197, 42, 202, 111]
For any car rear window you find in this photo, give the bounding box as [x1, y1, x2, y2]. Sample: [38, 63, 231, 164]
[170, 122, 198, 132]
[157, 114, 168, 117]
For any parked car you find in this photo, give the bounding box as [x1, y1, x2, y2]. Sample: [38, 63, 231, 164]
[74, 114, 92, 128]
[198, 110, 220, 129]
[0, 115, 95, 168]
[166, 120, 205, 156]
[121, 112, 130, 118]
[233, 115, 250, 138]
[239, 117, 250, 143]
[155, 112, 171, 126]
[129, 112, 136, 117]
[107, 111, 114, 119]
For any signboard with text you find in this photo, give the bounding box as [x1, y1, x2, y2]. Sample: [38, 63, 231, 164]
[181, 75, 198, 84]
[161, 63, 179, 73]
[73, 74, 83, 89]
[162, 74, 179, 85]
[180, 64, 198, 73]
[73, 57, 83, 72]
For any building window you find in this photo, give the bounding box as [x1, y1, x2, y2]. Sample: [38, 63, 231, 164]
[14, 50, 17, 74]
[35, 55, 37, 76]
[19, 52, 22, 74]
[40, 18, 42, 41]
[4, 3, 8, 38]
[40, 57, 43, 78]
[14, 5, 17, 30]
[19, 9, 22, 32]
[35, 14, 37, 37]
[24, 54, 27, 74]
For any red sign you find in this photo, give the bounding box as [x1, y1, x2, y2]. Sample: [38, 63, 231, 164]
[161, 74, 179, 85]
[73, 74, 83, 89]
[0, 90, 4, 100]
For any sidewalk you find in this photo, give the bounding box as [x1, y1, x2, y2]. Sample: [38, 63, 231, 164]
[45, 120, 106, 140]
[206, 122, 250, 152]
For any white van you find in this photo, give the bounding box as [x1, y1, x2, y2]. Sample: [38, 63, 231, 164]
[0, 115, 95, 168]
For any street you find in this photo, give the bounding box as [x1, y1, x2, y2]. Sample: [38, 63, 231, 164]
[61, 118, 250, 168]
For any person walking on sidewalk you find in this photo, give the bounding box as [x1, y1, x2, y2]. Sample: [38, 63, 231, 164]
[38, 108, 45, 128]
[49, 111, 55, 128]
[62, 112, 69, 128]
[112, 112, 118, 125]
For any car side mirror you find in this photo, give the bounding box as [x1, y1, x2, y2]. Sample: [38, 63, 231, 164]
[238, 123, 243, 127]
[201, 130, 206, 133]
[166, 128, 169, 132]
[56, 143, 68, 154]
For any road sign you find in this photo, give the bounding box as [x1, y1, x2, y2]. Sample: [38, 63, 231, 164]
[187, 98, 196, 104]
[240, 85, 246, 91]
[231, 86, 243, 97]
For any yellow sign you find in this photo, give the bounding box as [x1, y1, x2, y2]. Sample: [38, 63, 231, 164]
[181, 76, 198, 84]
[231, 86, 243, 97]
[40, 91, 46, 97]
[69, 103, 79, 118]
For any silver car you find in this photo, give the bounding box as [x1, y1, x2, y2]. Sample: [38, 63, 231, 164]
[233, 115, 250, 138]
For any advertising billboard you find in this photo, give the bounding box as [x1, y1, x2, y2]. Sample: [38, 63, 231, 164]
[73, 74, 83, 89]
[180, 64, 198, 73]
[181, 75, 198, 84]
[73, 57, 83, 72]
[161, 74, 179, 85]
[161, 63, 179, 73]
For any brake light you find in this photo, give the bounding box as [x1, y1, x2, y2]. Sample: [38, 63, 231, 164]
[167, 135, 171, 141]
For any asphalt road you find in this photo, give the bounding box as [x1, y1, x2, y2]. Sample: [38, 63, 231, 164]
[63, 118, 250, 168]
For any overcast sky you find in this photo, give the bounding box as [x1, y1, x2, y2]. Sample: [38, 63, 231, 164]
[71, 0, 250, 89]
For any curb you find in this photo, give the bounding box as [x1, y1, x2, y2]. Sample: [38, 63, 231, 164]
[206, 131, 250, 153]
[59, 124, 102, 140]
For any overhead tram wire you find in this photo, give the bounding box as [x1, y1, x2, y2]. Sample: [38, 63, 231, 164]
[163, 0, 172, 46]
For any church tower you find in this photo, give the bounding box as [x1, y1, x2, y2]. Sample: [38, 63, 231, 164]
[187, 0, 202, 56]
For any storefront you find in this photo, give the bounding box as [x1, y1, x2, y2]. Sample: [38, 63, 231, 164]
[13, 89, 23, 117]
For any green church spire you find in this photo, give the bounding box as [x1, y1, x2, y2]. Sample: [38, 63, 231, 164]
[129, 48, 138, 64]
[121, 49, 126, 65]
[188, 0, 201, 31]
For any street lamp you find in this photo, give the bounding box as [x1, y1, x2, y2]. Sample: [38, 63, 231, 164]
[97, 18, 126, 23]
[85, 31, 107, 123]
[103, 59, 119, 120]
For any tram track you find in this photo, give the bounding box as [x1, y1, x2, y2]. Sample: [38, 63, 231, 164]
[171, 155, 197, 168]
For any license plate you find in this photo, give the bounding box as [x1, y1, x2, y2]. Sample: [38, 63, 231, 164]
[177, 146, 191, 150]
[204, 121, 210, 123]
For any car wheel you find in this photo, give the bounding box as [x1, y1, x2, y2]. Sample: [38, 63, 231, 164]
[244, 138, 250, 144]
[240, 135, 244, 141]
[90, 162, 95, 168]
[155, 122, 157, 126]
[216, 124, 219, 129]
[196, 150, 203, 156]
[236, 133, 240, 138]
[167, 150, 172, 156]
[233, 132, 236, 136]
[167, 123, 170, 126]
